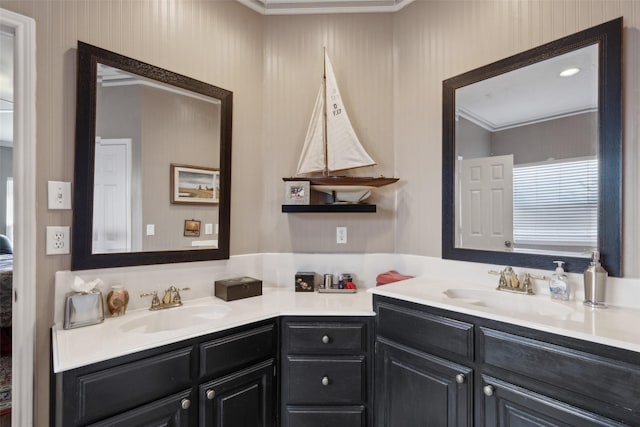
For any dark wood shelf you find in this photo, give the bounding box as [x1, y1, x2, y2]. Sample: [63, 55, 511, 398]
[281, 204, 376, 213]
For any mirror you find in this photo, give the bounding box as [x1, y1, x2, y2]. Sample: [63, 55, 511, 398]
[72, 42, 232, 270]
[442, 18, 621, 276]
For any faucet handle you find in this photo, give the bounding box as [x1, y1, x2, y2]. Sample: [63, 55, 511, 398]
[173, 287, 191, 303]
[140, 290, 160, 307]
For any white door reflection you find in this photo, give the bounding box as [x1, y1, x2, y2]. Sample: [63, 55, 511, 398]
[93, 138, 132, 253]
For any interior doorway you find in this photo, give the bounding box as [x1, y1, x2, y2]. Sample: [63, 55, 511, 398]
[0, 8, 36, 427]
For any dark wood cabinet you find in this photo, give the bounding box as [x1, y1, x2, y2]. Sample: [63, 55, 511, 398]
[87, 390, 192, 427]
[482, 375, 627, 426]
[55, 320, 277, 427]
[375, 338, 472, 427]
[374, 299, 473, 427]
[374, 295, 640, 427]
[280, 316, 372, 427]
[199, 359, 275, 427]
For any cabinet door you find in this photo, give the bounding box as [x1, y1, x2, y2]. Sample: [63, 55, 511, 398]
[375, 338, 472, 427]
[199, 359, 275, 427]
[482, 376, 628, 427]
[87, 390, 192, 427]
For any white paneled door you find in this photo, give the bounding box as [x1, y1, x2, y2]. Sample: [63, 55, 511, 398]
[459, 155, 513, 251]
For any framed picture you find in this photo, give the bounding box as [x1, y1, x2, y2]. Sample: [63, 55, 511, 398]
[284, 181, 310, 205]
[171, 164, 220, 205]
[184, 219, 201, 237]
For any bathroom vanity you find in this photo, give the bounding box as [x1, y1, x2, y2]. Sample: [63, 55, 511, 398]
[55, 320, 277, 426]
[374, 295, 639, 426]
[371, 278, 640, 426]
[53, 277, 640, 427]
[52, 288, 375, 427]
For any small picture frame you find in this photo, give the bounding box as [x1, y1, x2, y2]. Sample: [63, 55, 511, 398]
[284, 181, 310, 205]
[171, 164, 220, 205]
[184, 219, 201, 237]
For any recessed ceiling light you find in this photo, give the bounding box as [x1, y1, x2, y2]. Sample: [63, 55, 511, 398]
[559, 67, 581, 77]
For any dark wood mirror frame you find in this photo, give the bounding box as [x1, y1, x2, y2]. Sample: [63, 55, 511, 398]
[72, 41, 233, 270]
[442, 18, 622, 276]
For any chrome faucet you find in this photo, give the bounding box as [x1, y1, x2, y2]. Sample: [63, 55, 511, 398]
[140, 286, 190, 310]
[489, 267, 546, 295]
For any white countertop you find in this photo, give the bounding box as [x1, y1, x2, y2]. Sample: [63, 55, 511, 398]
[369, 277, 640, 353]
[52, 255, 640, 374]
[52, 287, 374, 373]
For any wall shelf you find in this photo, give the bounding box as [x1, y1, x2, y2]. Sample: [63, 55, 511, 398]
[281, 204, 376, 213]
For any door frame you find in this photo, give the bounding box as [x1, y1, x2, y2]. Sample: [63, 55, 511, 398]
[0, 7, 36, 427]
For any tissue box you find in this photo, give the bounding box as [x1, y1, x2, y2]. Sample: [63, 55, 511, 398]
[295, 272, 315, 292]
[63, 291, 105, 329]
[214, 277, 262, 301]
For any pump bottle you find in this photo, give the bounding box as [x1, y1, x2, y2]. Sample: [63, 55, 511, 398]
[549, 261, 570, 301]
[584, 251, 608, 308]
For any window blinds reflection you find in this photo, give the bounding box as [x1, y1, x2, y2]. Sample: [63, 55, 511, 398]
[513, 157, 598, 251]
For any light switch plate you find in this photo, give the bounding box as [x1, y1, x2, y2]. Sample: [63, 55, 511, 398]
[48, 181, 72, 210]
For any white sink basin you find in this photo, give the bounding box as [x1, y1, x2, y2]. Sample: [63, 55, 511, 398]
[443, 288, 575, 319]
[120, 304, 231, 334]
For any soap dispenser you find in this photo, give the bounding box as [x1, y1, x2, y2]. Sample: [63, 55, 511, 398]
[584, 250, 608, 308]
[549, 261, 570, 301]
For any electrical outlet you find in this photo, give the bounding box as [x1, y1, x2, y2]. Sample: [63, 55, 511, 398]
[46, 226, 70, 255]
[336, 226, 347, 244]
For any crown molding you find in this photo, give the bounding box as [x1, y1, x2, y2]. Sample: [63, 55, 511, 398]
[236, 0, 415, 15]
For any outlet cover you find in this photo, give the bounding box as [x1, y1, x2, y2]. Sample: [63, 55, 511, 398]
[48, 181, 72, 210]
[336, 226, 347, 244]
[46, 226, 70, 255]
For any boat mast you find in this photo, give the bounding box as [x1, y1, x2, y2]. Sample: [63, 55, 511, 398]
[322, 47, 329, 176]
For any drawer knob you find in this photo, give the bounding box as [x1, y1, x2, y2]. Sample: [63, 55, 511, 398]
[455, 373, 465, 384]
[181, 398, 191, 410]
[206, 389, 216, 400]
[321, 376, 330, 386]
[483, 385, 495, 397]
[322, 335, 330, 344]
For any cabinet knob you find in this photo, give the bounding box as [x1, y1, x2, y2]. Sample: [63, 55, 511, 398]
[181, 398, 191, 410]
[321, 376, 330, 386]
[455, 373, 465, 384]
[483, 385, 495, 397]
[322, 335, 330, 344]
[206, 389, 215, 400]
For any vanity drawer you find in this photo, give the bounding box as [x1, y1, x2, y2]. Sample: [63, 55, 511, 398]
[376, 300, 474, 361]
[480, 327, 640, 414]
[200, 323, 276, 378]
[285, 405, 366, 427]
[66, 347, 192, 425]
[283, 320, 367, 354]
[285, 356, 366, 404]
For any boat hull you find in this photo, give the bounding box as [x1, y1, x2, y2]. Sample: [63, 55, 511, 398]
[283, 176, 399, 187]
[312, 185, 373, 203]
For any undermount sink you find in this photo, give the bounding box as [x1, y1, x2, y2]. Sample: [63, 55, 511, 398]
[443, 288, 575, 319]
[120, 304, 232, 334]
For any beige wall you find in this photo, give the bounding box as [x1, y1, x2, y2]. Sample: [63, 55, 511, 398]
[393, 0, 640, 275]
[0, 1, 264, 424]
[1, 0, 639, 425]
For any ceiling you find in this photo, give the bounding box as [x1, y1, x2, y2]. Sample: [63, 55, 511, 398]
[236, 0, 415, 15]
[456, 44, 598, 132]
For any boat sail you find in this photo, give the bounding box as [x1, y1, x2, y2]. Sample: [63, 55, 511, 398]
[284, 49, 398, 203]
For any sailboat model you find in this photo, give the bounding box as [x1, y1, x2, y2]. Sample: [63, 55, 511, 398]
[283, 49, 398, 203]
